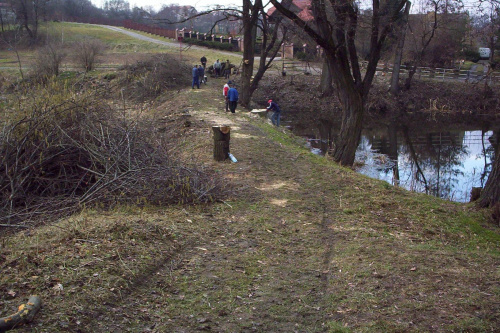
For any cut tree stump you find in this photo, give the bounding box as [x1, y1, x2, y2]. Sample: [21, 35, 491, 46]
[0, 295, 42, 332]
[213, 126, 230, 161]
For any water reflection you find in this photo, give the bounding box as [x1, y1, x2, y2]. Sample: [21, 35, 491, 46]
[307, 125, 496, 202]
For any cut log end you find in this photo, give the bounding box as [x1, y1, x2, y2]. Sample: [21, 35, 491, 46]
[213, 126, 231, 161]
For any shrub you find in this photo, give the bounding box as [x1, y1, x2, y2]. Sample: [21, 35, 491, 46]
[73, 38, 107, 72]
[295, 51, 315, 62]
[182, 38, 238, 52]
[462, 48, 480, 63]
[119, 54, 191, 101]
[31, 42, 66, 80]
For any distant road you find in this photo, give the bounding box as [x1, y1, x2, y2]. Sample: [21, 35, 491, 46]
[99, 25, 239, 58]
[99, 25, 179, 48]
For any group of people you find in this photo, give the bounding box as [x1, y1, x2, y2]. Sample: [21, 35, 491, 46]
[195, 56, 281, 126]
[202, 56, 231, 79]
[191, 64, 206, 89]
[220, 80, 280, 126]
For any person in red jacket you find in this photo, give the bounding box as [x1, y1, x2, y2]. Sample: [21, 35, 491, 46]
[223, 81, 231, 112]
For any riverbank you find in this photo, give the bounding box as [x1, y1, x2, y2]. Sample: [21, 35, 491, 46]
[253, 75, 500, 132]
[1, 74, 499, 332]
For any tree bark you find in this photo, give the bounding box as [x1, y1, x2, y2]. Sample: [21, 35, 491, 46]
[212, 126, 230, 161]
[239, 0, 261, 108]
[331, 86, 364, 166]
[0, 295, 42, 332]
[320, 58, 334, 96]
[479, 131, 500, 207]
[390, 1, 411, 95]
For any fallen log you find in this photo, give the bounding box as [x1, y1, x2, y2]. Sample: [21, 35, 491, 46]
[0, 296, 42, 332]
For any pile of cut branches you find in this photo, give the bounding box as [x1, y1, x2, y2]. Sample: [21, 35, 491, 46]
[0, 80, 224, 226]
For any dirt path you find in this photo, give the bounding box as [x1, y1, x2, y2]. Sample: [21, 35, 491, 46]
[89, 80, 342, 332]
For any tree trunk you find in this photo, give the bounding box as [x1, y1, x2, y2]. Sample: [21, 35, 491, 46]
[320, 58, 334, 96]
[212, 126, 230, 161]
[479, 131, 500, 207]
[331, 87, 364, 166]
[248, 17, 285, 100]
[387, 123, 400, 186]
[318, 119, 334, 154]
[404, 64, 417, 90]
[0, 10, 4, 32]
[489, 35, 496, 63]
[239, 0, 261, 108]
[390, 1, 411, 95]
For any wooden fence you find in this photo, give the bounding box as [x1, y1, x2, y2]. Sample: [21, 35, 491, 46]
[375, 64, 500, 84]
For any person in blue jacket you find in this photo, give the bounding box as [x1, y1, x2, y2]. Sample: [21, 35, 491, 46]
[266, 99, 281, 126]
[192, 64, 200, 89]
[198, 65, 206, 84]
[227, 83, 239, 113]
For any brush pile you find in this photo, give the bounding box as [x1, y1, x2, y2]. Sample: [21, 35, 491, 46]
[0, 80, 223, 226]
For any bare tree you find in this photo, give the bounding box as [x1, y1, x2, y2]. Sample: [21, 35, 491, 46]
[74, 39, 107, 72]
[270, 0, 408, 166]
[246, 7, 288, 102]
[239, 0, 263, 107]
[475, 0, 500, 63]
[390, 0, 411, 94]
[32, 41, 66, 79]
[8, 0, 46, 40]
[156, 2, 286, 107]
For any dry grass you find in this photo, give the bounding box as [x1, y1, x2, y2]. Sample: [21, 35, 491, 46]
[1, 77, 498, 332]
[0, 25, 499, 333]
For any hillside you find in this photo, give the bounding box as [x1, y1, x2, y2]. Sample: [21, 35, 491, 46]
[1, 23, 499, 333]
[1, 74, 499, 332]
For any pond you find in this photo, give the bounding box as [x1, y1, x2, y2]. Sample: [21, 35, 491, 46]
[300, 123, 497, 203]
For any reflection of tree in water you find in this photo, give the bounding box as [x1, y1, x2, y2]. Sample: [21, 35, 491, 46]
[318, 118, 497, 202]
[402, 131, 468, 200]
[478, 131, 497, 187]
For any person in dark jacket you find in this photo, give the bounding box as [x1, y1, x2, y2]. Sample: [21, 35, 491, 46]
[198, 65, 206, 84]
[200, 56, 207, 69]
[224, 59, 231, 79]
[192, 65, 200, 89]
[266, 99, 281, 126]
[227, 84, 239, 113]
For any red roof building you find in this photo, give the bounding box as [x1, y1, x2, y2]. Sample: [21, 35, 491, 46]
[267, 0, 313, 22]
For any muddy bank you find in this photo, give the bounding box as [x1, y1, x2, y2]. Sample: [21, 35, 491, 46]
[253, 75, 500, 133]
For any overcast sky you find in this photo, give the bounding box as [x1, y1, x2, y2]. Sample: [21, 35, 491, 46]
[89, 0, 491, 15]
[90, 0, 242, 11]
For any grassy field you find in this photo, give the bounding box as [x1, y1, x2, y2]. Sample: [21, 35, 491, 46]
[0, 22, 243, 73]
[0, 23, 499, 332]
